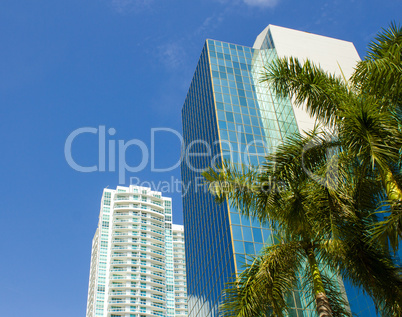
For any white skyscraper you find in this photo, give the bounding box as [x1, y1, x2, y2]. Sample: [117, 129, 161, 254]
[85, 185, 187, 317]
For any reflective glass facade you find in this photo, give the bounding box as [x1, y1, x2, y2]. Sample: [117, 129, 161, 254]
[181, 44, 235, 317]
[345, 282, 377, 317]
[181, 32, 322, 317]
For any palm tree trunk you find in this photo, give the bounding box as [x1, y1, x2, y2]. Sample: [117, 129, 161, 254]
[305, 246, 333, 317]
[382, 166, 402, 201]
[378, 166, 402, 251]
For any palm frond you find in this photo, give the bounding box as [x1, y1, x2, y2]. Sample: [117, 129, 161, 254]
[202, 160, 261, 211]
[262, 57, 350, 127]
[338, 96, 402, 173]
[321, 230, 402, 315]
[371, 201, 402, 253]
[352, 22, 402, 107]
[220, 241, 304, 317]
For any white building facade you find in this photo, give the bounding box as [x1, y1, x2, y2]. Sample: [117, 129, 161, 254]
[86, 186, 187, 317]
[253, 25, 360, 133]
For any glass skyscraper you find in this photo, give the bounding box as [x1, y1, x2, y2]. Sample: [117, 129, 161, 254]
[181, 25, 361, 317]
[85, 185, 187, 317]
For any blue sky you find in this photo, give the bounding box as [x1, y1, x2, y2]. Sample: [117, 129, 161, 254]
[0, 1, 401, 316]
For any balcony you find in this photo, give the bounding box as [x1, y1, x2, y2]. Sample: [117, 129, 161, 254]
[109, 299, 126, 304]
[113, 232, 128, 237]
[108, 307, 124, 312]
[114, 204, 130, 209]
[111, 268, 128, 272]
[113, 226, 130, 230]
[113, 219, 129, 223]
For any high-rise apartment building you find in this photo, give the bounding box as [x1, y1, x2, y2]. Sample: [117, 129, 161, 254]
[181, 25, 361, 316]
[85, 186, 187, 317]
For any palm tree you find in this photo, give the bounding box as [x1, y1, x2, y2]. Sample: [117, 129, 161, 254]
[263, 23, 402, 251]
[352, 22, 402, 249]
[204, 130, 402, 316]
